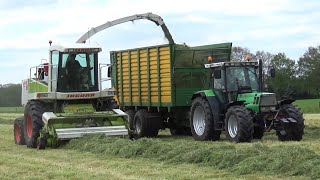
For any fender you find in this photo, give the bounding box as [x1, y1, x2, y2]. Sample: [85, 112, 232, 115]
[226, 101, 246, 111]
[278, 98, 295, 106]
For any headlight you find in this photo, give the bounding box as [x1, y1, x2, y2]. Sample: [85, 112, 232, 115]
[270, 106, 276, 111]
[260, 106, 277, 112]
[260, 107, 268, 112]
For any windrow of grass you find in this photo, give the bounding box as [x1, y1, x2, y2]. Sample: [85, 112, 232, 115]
[66, 134, 320, 179]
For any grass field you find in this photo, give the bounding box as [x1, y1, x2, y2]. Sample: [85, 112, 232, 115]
[295, 99, 320, 113]
[0, 106, 23, 113]
[0, 98, 319, 114]
[1, 113, 320, 179]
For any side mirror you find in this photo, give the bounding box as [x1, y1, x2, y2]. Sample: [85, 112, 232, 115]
[107, 66, 112, 78]
[213, 69, 221, 79]
[270, 68, 276, 78]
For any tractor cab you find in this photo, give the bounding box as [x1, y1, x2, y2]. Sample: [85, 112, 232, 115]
[48, 44, 102, 93]
[205, 61, 260, 102]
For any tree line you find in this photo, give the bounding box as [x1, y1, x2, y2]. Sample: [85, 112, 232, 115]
[0, 45, 319, 106]
[0, 84, 21, 107]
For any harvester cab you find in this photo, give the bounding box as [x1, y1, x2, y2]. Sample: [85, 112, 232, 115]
[190, 59, 304, 143]
[15, 43, 129, 149]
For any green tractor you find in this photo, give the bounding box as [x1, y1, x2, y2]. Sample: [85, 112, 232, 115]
[190, 59, 304, 142]
[14, 42, 129, 149]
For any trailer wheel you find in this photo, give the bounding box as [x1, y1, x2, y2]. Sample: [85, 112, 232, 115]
[14, 117, 26, 145]
[24, 101, 45, 148]
[225, 106, 254, 143]
[190, 97, 221, 141]
[133, 109, 158, 138]
[277, 104, 304, 141]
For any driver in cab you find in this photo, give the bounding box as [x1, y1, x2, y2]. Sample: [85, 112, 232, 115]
[65, 54, 81, 90]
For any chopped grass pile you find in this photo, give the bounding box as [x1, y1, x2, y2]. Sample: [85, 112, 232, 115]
[66, 134, 320, 179]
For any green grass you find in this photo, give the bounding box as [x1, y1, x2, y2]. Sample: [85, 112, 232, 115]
[66, 114, 320, 179]
[1, 113, 317, 179]
[0, 113, 297, 180]
[0, 113, 23, 124]
[0, 106, 24, 113]
[1, 98, 319, 114]
[294, 99, 320, 113]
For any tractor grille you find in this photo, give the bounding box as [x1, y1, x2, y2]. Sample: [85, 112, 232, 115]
[260, 94, 277, 106]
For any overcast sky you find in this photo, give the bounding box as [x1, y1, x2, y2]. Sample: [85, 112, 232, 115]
[0, 0, 319, 84]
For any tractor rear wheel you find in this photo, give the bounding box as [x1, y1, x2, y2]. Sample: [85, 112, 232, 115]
[225, 106, 254, 143]
[24, 101, 46, 148]
[133, 109, 159, 138]
[190, 97, 221, 141]
[276, 104, 304, 141]
[14, 117, 26, 145]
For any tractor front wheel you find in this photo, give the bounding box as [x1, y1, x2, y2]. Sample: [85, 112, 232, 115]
[190, 97, 221, 141]
[225, 106, 254, 143]
[24, 101, 46, 148]
[276, 104, 304, 141]
[14, 117, 26, 145]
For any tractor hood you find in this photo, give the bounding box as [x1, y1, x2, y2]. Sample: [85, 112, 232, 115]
[237, 92, 278, 112]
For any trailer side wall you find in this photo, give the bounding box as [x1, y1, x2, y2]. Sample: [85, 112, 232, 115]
[111, 45, 173, 108]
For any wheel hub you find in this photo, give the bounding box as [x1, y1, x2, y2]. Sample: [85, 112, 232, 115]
[26, 114, 33, 138]
[193, 106, 206, 136]
[135, 119, 141, 134]
[228, 115, 238, 138]
[15, 124, 21, 142]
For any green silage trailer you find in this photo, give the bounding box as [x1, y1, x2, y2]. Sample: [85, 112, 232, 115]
[110, 43, 232, 137]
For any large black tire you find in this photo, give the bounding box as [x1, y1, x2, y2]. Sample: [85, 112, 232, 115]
[24, 101, 46, 148]
[133, 109, 159, 138]
[14, 117, 26, 145]
[276, 104, 304, 141]
[225, 106, 254, 143]
[125, 109, 135, 130]
[190, 97, 221, 141]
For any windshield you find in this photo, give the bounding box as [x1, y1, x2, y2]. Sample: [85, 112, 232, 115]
[57, 52, 98, 92]
[226, 66, 258, 92]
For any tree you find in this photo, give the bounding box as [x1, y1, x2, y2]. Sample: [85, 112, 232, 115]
[0, 84, 22, 107]
[231, 47, 254, 62]
[297, 46, 320, 97]
[253, 51, 274, 89]
[267, 53, 296, 98]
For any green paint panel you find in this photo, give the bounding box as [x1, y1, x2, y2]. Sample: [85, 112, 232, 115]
[28, 79, 48, 93]
[42, 111, 127, 147]
[203, 89, 215, 97]
[237, 92, 260, 112]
